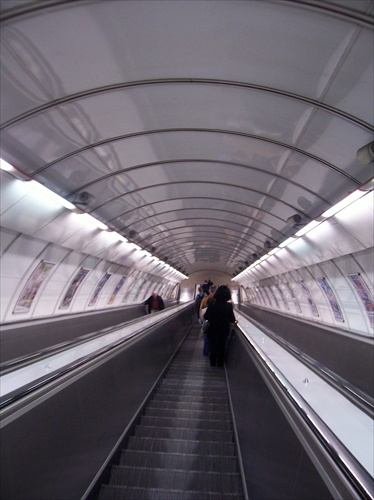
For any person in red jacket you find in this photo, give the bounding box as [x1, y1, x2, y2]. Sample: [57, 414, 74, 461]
[144, 291, 165, 314]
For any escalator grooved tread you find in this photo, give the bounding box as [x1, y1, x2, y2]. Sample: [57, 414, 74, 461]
[98, 322, 244, 499]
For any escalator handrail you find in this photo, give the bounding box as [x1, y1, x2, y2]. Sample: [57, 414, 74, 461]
[0, 302, 190, 374]
[238, 311, 374, 415]
[0, 303, 193, 410]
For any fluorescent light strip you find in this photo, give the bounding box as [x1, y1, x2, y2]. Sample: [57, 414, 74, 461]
[1, 160, 189, 279]
[322, 190, 365, 218]
[28, 180, 76, 210]
[80, 213, 108, 230]
[279, 236, 296, 248]
[0, 158, 14, 171]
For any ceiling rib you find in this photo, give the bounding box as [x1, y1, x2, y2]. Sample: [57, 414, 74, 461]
[2, 80, 373, 133]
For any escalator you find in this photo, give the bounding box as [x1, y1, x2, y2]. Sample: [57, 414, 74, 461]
[97, 321, 245, 499]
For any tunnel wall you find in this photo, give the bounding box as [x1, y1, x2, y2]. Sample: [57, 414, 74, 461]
[0, 225, 179, 324]
[239, 247, 373, 337]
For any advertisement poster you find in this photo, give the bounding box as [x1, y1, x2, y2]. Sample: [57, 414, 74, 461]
[285, 282, 302, 313]
[348, 274, 374, 327]
[88, 272, 112, 307]
[256, 287, 265, 305]
[275, 284, 289, 310]
[269, 286, 280, 308]
[108, 275, 127, 305]
[14, 261, 55, 313]
[60, 268, 89, 309]
[300, 281, 319, 317]
[262, 287, 272, 307]
[317, 277, 344, 322]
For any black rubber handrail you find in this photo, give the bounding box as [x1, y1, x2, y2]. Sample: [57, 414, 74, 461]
[0, 303, 183, 374]
[0, 305, 191, 409]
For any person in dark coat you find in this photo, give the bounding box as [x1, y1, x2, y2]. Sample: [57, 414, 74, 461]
[144, 291, 165, 314]
[204, 285, 236, 367]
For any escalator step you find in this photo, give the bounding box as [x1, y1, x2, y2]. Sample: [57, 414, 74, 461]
[138, 415, 232, 431]
[98, 484, 241, 499]
[152, 392, 229, 404]
[144, 407, 231, 420]
[108, 465, 242, 494]
[119, 449, 239, 472]
[147, 400, 230, 412]
[126, 436, 236, 456]
[97, 324, 244, 499]
[132, 425, 234, 442]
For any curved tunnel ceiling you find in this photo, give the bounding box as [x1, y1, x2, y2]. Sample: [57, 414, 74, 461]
[0, 0, 373, 277]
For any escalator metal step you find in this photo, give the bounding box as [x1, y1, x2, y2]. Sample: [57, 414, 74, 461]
[108, 465, 242, 494]
[97, 322, 244, 499]
[126, 436, 236, 455]
[138, 415, 232, 431]
[147, 400, 230, 412]
[118, 449, 239, 472]
[99, 484, 241, 499]
[143, 407, 231, 420]
[132, 424, 234, 442]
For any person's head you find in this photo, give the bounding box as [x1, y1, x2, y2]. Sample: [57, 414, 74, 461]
[198, 286, 203, 292]
[214, 285, 231, 302]
[209, 285, 217, 295]
[152, 291, 158, 298]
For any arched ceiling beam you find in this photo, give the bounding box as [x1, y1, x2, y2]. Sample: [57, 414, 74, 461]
[144, 231, 259, 257]
[156, 240, 256, 265]
[136, 224, 261, 258]
[121, 207, 287, 240]
[109, 196, 285, 223]
[88, 181, 318, 228]
[2, 0, 372, 27]
[135, 217, 268, 246]
[2, 80, 372, 133]
[34, 130, 364, 186]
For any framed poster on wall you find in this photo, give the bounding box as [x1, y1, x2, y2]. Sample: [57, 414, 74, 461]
[13, 260, 56, 313]
[88, 272, 112, 307]
[60, 268, 89, 309]
[275, 283, 289, 310]
[285, 282, 302, 313]
[316, 277, 344, 322]
[348, 273, 374, 328]
[299, 281, 319, 317]
[108, 275, 127, 305]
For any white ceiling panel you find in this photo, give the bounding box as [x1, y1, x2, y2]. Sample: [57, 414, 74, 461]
[1, 0, 372, 277]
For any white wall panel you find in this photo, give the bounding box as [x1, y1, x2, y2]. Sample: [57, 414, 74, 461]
[0, 176, 29, 215]
[0, 187, 65, 235]
[334, 194, 374, 251]
[0, 227, 18, 254]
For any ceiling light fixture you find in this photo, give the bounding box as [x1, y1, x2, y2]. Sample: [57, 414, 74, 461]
[356, 141, 374, 165]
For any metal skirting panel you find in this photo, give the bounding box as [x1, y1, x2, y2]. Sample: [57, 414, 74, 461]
[225, 330, 334, 500]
